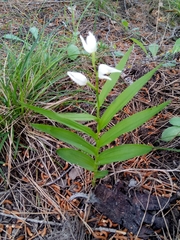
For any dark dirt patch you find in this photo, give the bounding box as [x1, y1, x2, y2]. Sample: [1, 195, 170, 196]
[94, 182, 180, 239]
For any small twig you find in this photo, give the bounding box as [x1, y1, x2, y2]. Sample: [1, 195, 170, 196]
[155, 194, 172, 240]
[69, 192, 98, 204]
[107, 167, 180, 176]
[155, 0, 162, 42]
[136, 186, 152, 238]
[69, 192, 89, 201]
[94, 227, 126, 235]
[44, 165, 73, 186]
[0, 212, 62, 226]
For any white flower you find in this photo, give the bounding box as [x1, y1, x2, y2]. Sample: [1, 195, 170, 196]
[67, 71, 88, 86]
[98, 64, 122, 80]
[80, 32, 97, 54]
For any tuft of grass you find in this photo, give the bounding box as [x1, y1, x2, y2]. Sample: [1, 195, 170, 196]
[0, 0, 121, 178]
[168, 0, 180, 13]
[0, 26, 79, 158]
[162, 0, 180, 23]
[0, 0, 116, 164]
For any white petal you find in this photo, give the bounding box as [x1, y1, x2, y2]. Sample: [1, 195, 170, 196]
[67, 71, 88, 86]
[80, 32, 97, 54]
[86, 32, 97, 52]
[80, 35, 89, 53]
[98, 64, 122, 80]
[98, 73, 112, 80]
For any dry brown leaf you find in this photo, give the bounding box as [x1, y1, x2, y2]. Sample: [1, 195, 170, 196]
[0, 224, 4, 233]
[2, 199, 13, 205]
[39, 227, 47, 237]
[26, 227, 33, 237]
[16, 236, 24, 240]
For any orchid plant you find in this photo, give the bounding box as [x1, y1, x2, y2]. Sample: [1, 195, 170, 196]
[25, 32, 170, 186]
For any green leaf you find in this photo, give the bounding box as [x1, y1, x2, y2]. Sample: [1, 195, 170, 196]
[162, 61, 176, 68]
[94, 170, 108, 179]
[169, 116, 180, 126]
[0, 132, 8, 152]
[23, 104, 96, 139]
[98, 144, 152, 165]
[2, 33, 32, 49]
[99, 65, 160, 130]
[67, 44, 80, 60]
[3, 34, 24, 42]
[148, 43, 159, 57]
[99, 45, 133, 107]
[121, 19, 129, 30]
[130, 38, 148, 55]
[114, 51, 124, 57]
[57, 148, 95, 171]
[161, 126, 180, 142]
[32, 124, 96, 155]
[99, 101, 170, 147]
[29, 26, 39, 40]
[172, 38, 180, 54]
[154, 146, 180, 153]
[57, 113, 97, 121]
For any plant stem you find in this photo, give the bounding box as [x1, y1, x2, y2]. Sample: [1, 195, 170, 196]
[153, 146, 180, 152]
[91, 52, 100, 186]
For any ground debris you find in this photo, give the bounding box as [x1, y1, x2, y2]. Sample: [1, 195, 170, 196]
[43, 215, 85, 240]
[93, 182, 180, 239]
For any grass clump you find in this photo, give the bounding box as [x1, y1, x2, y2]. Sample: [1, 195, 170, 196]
[0, 26, 75, 161]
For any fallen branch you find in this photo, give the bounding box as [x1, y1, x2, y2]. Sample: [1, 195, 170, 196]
[0, 212, 62, 226]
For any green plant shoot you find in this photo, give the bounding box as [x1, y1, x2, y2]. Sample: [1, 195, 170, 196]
[161, 116, 180, 141]
[25, 32, 170, 186]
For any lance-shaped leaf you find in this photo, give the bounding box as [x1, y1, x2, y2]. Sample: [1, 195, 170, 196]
[98, 144, 152, 165]
[32, 124, 96, 155]
[130, 38, 148, 55]
[99, 65, 160, 130]
[23, 104, 96, 139]
[57, 148, 95, 171]
[57, 112, 97, 121]
[99, 101, 170, 147]
[99, 45, 133, 107]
